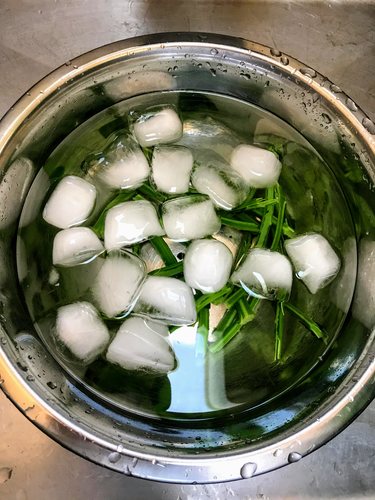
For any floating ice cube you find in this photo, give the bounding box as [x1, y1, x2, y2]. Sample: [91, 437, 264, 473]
[192, 156, 247, 210]
[52, 227, 104, 267]
[43, 175, 96, 229]
[56, 301, 109, 363]
[184, 239, 233, 293]
[133, 107, 183, 147]
[213, 226, 242, 258]
[162, 195, 221, 242]
[92, 250, 146, 318]
[106, 316, 175, 373]
[134, 276, 197, 325]
[104, 199, 164, 250]
[231, 248, 293, 300]
[140, 239, 186, 272]
[152, 145, 193, 194]
[179, 116, 240, 162]
[97, 134, 150, 189]
[230, 144, 282, 188]
[285, 233, 341, 294]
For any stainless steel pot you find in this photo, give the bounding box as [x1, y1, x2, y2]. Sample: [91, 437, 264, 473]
[0, 33, 374, 484]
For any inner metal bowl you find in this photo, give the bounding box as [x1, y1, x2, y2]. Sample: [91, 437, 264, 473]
[0, 33, 374, 483]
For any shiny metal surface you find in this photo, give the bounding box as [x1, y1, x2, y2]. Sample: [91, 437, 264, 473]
[0, 1, 371, 498]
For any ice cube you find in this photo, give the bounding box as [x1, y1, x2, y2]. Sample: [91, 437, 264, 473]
[179, 116, 240, 162]
[52, 227, 104, 267]
[140, 239, 186, 272]
[152, 145, 193, 194]
[184, 239, 233, 293]
[213, 225, 242, 258]
[133, 107, 183, 147]
[134, 276, 197, 325]
[162, 195, 221, 242]
[43, 175, 96, 229]
[104, 199, 164, 250]
[191, 155, 247, 210]
[97, 134, 150, 190]
[231, 248, 293, 300]
[106, 316, 175, 373]
[230, 144, 282, 188]
[56, 301, 109, 363]
[92, 250, 146, 318]
[285, 233, 341, 294]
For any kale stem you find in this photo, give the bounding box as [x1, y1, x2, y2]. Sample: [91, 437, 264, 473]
[219, 216, 260, 232]
[284, 303, 326, 341]
[274, 301, 285, 361]
[195, 285, 232, 312]
[149, 261, 183, 277]
[271, 185, 286, 251]
[149, 237, 177, 266]
[256, 187, 275, 248]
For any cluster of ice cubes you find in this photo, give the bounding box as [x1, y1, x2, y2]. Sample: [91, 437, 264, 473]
[43, 104, 341, 373]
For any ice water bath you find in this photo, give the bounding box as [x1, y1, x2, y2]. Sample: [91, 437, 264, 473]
[17, 91, 356, 420]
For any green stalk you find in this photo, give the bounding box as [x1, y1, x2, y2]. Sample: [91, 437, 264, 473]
[149, 237, 177, 266]
[271, 186, 286, 251]
[220, 215, 260, 232]
[284, 303, 326, 341]
[237, 297, 260, 324]
[138, 183, 167, 204]
[256, 187, 275, 248]
[195, 285, 232, 312]
[210, 320, 242, 353]
[210, 297, 259, 353]
[149, 261, 183, 277]
[197, 307, 209, 338]
[225, 287, 247, 308]
[274, 301, 285, 361]
[236, 197, 278, 211]
[252, 208, 295, 238]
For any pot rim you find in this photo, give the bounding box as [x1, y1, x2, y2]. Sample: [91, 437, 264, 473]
[0, 32, 374, 483]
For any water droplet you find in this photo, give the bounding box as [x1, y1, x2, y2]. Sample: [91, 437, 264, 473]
[362, 117, 375, 134]
[288, 451, 302, 463]
[210, 68, 216, 77]
[65, 61, 71, 66]
[47, 381, 57, 389]
[240, 462, 257, 478]
[108, 452, 121, 463]
[0, 467, 12, 484]
[330, 84, 342, 93]
[270, 48, 281, 57]
[1, 337, 7, 345]
[300, 67, 317, 78]
[16, 360, 28, 372]
[132, 457, 138, 467]
[210, 48, 218, 55]
[273, 449, 283, 457]
[26, 375, 35, 382]
[281, 56, 289, 65]
[322, 113, 332, 124]
[346, 98, 358, 111]
[173, 66, 178, 71]
[240, 72, 250, 80]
